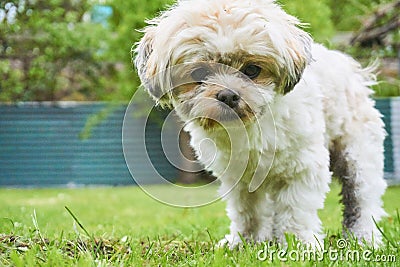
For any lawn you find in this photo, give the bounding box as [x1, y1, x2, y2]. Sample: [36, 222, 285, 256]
[0, 182, 399, 266]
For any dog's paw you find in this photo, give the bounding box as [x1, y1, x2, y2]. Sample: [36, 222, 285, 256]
[216, 234, 243, 249]
[344, 228, 383, 248]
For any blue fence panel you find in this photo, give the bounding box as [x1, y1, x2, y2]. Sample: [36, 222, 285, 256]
[0, 102, 178, 187]
[375, 98, 394, 173]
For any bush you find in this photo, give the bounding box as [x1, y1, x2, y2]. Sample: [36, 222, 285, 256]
[328, 0, 395, 30]
[105, 0, 174, 101]
[0, 60, 24, 101]
[0, 0, 113, 101]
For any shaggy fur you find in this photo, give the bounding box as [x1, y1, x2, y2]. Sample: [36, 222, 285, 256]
[133, 0, 387, 248]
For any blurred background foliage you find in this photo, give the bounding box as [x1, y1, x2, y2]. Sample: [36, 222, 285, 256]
[0, 0, 399, 102]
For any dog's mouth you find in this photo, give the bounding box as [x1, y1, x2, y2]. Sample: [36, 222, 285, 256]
[217, 103, 250, 121]
[194, 102, 256, 130]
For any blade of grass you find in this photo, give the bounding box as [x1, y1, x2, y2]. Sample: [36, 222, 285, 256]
[57, 230, 64, 250]
[237, 232, 248, 250]
[206, 228, 215, 253]
[65, 206, 99, 258]
[1, 218, 14, 228]
[31, 209, 47, 250]
[144, 241, 154, 259]
[372, 216, 397, 248]
[64, 206, 91, 238]
[183, 240, 194, 254]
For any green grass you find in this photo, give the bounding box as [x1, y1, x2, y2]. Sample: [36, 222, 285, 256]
[0, 182, 399, 266]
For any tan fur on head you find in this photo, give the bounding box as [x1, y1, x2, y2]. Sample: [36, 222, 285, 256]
[133, 0, 312, 104]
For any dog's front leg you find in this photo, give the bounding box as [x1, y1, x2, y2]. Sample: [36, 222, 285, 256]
[272, 172, 331, 249]
[218, 181, 274, 248]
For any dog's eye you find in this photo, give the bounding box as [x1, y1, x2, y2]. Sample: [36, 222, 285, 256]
[191, 67, 211, 83]
[241, 64, 261, 79]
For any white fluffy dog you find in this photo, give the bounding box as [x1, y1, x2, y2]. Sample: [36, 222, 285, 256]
[133, 0, 387, 248]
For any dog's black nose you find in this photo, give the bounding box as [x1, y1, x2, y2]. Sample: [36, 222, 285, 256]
[216, 89, 240, 108]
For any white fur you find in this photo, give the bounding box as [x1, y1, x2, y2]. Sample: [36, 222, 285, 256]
[134, 0, 387, 249]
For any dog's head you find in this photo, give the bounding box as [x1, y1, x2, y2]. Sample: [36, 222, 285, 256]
[133, 0, 311, 129]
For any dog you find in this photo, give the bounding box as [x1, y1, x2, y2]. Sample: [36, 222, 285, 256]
[133, 0, 387, 248]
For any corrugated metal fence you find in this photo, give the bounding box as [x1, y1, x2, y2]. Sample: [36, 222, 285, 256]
[0, 102, 178, 187]
[0, 99, 399, 187]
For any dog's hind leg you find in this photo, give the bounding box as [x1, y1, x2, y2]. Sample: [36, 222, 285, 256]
[331, 123, 387, 246]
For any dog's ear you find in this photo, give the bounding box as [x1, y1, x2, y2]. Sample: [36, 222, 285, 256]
[272, 26, 312, 94]
[133, 27, 170, 106]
